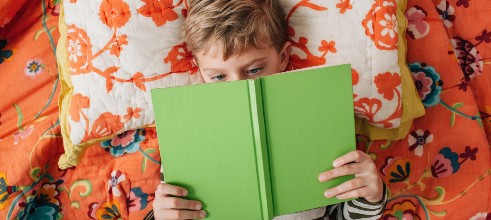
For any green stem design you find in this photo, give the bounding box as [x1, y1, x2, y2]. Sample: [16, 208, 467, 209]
[41, 0, 57, 56]
[69, 179, 93, 199]
[432, 169, 491, 205]
[13, 103, 24, 131]
[379, 140, 394, 150]
[6, 173, 47, 219]
[32, 0, 60, 121]
[440, 100, 481, 121]
[41, 119, 60, 136]
[139, 147, 161, 165]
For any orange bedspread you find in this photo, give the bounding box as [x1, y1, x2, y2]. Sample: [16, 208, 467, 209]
[0, 0, 489, 219]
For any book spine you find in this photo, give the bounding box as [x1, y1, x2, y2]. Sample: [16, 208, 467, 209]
[248, 79, 274, 220]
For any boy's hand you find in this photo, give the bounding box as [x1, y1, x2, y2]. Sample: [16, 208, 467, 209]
[318, 150, 384, 203]
[153, 183, 206, 220]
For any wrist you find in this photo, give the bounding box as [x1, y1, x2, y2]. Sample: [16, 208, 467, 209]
[360, 182, 386, 204]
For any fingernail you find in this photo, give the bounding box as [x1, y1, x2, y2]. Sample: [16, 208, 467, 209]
[333, 161, 339, 167]
[200, 211, 206, 218]
[183, 189, 188, 196]
[324, 191, 332, 198]
[195, 203, 202, 210]
[318, 175, 324, 182]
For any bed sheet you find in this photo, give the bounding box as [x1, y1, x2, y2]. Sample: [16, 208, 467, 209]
[0, 0, 489, 219]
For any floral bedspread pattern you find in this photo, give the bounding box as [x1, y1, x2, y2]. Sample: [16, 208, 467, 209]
[0, 0, 489, 220]
[365, 0, 491, 219]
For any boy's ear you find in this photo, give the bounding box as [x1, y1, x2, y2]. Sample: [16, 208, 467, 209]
[280, 41, 291, 72]
[192, 58, 199, 69]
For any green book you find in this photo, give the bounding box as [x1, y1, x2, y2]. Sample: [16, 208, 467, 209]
[151, 64, 355, 220]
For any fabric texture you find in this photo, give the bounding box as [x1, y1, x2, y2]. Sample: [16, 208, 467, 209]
[0, 0, 29, 28]
[366, 0, 491, 218]
[0, 0, 489, 219]
[57, 0, 413, 168]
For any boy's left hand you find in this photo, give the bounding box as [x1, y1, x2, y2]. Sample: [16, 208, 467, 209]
[318, 150, 384, 203]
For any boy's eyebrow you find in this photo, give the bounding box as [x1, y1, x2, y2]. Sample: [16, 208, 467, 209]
[201, 57, 268, 72]
[243, 57, 268, 67]
[201, 67, 224, 72]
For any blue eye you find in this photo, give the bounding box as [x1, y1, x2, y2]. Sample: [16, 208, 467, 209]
[211, 74, 227, 81]
[246, 67, 263, 75]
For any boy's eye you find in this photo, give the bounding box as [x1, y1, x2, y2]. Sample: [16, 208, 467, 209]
[211, 74, 227, 81]
[246, 67, 263, 75]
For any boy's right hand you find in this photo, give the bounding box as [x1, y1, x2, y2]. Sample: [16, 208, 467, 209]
[153, 183, 206, 220]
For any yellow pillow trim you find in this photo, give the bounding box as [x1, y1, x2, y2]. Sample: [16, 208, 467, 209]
[354, 0, 425, 140]
[57, 4, 133, 169]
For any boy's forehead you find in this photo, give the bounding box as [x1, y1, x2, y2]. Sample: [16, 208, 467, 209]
[196, 42, 275, 62]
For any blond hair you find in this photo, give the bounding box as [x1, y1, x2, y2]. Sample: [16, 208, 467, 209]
[183, 0, 287, 60]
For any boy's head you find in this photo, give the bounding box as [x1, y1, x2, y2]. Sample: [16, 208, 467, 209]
[183, 0, 290, 83]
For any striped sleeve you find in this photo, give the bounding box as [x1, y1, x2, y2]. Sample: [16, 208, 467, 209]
[325, 183, 388, 220]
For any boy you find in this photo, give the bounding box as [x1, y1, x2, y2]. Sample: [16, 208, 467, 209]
[152, 0, 387, 219]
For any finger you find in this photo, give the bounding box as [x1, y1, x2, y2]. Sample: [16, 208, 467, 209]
[323, 178, 367, 198]
[319, 162, 363, 182]
[155, 210, 206, 220]
[334, 186, 372, 200]
[156, 183, 188, 197]
[332, 150, 369, 168]
[159, 197, 203, 210]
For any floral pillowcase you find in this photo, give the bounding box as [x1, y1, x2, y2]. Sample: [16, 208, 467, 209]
[284, 0, 405, 129]
[57, 0, 198, 168]
[58, 0, 407, 168]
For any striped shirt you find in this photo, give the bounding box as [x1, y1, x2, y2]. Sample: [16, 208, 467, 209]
[146, 184, 387, 220]
[273, 184, 387, 220]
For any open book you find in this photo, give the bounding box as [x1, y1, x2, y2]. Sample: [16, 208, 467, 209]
[151, 64, 355, 220]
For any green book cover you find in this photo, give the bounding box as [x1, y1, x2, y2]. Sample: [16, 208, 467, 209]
[151, 64, 355, 220]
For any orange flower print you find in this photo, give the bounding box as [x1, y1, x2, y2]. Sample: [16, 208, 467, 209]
[138, 0, 179, 27]
[362, 0, 398, 50]
[84, 112, 124, 142]
[288, 37, 327, 70]
[351, 68, 359, 86]
[164, 43, 197, 73]
[109, 35, 128, 57]
[66, 25, 92, 75]
[24, 59, 44, 79]
[336, 0, 352, 14]
[289, 54, 326, 70]
[380, 14, 397, 38]
[99, 0, 131, 29]
[318, 40, 337, 54]
[95, 201, 122, 219]
[374, 72, 401, 100]
[353, 97, 382, 122]
[380, 157, 412, 183]
[69, 93, 90, 123]
[37, 182, 62, 206]
[123, 107, 141, 120]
